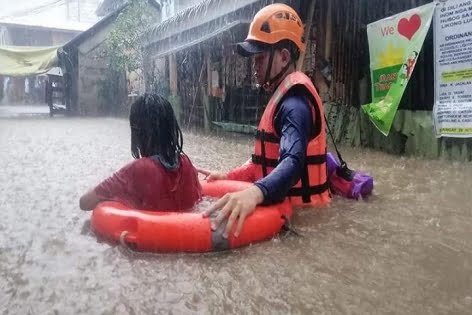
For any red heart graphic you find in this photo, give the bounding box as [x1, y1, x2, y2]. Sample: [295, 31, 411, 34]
[397, 14, 421, 40]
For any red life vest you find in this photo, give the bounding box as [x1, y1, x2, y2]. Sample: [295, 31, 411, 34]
[252, 71, 331, 207]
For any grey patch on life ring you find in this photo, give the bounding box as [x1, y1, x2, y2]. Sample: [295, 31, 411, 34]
[211, 219, 229, 251]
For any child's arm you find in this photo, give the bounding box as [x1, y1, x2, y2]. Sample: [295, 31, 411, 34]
[196, 159, 257, 183]
[196, 167, 227, 181]
[79, 160, 138, 210]
[79, 189, 103, 210]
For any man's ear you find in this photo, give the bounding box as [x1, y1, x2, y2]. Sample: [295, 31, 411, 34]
[280, 48, 292, 65]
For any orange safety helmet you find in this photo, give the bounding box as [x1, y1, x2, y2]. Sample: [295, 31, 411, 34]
[237, 3, 306, 57]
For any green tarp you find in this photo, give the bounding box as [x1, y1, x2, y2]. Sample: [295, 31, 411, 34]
[0, 45, 60, 76]
[211, 121, 257, 134]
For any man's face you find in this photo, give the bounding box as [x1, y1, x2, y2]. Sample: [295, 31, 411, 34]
[252, 52, 270, 85]
[252, 49, 290, 87]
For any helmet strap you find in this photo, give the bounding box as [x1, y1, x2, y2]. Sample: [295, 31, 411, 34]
[262, 48, 275, 91]
[262, 48, 293, 92]
[268, 62, 291, 88]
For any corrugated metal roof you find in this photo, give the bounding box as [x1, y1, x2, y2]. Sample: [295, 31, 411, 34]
[63, 3, 128, 49]
[63, 0, 160, 50]
[152, 19, 250, 58]
[145, 0, 262, 44]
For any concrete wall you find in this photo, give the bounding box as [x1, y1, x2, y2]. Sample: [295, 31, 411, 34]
[76, 21, 127, 115]
[75, 3, 161, 115]
[0, 25, 10, 45]
[77, 44, 109, 115]
[76, 21, 120, 115]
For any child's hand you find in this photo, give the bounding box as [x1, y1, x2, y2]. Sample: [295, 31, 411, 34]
[196, 168, 227, 182]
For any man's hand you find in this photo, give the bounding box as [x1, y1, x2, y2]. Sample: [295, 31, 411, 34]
[196, 167, 227, 182]
[203, 185, 264, 238]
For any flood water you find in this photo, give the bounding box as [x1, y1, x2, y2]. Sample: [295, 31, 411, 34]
[1, 112, 471, 314]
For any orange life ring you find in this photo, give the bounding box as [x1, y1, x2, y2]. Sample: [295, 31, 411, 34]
[91, 180, 292, 252]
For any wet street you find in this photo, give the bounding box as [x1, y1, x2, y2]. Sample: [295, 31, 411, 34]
[0, 105, 50, 118]
[1, 106, 471, 314]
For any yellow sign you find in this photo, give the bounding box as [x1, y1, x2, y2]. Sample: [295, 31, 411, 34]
[442, 69, 472, 82]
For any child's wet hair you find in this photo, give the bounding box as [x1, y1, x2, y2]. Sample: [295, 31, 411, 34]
[129, 93, 183, 165]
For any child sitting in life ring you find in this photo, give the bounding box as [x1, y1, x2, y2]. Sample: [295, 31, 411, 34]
[80, 93, 202, 211]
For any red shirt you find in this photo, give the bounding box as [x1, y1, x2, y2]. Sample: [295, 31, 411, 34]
[94, 154, 202, 211]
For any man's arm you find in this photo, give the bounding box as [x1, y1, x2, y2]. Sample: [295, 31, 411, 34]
[202, 94, 313, 238]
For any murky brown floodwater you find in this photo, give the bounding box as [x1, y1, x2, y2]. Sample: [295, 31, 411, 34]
[1, 112, 471, 314]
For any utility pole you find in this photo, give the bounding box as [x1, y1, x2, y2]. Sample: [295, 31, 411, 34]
[297, 0, 316, 71]
[66, 0, 70, 20]
[77, 0, 81, 22]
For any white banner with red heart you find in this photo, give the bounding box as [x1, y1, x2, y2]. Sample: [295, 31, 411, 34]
[362, 2, 435, 136]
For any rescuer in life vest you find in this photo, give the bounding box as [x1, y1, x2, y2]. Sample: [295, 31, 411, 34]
[198, 3, 331, 239]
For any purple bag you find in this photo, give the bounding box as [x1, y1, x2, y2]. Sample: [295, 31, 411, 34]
[326, 152, 374, 200]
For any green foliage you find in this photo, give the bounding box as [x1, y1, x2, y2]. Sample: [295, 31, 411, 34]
[99, 0, 158, 114]
[106, 0, 157, 72]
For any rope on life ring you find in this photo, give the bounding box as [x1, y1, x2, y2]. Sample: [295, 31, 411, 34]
[281, 216, 302, 237]
[119, 231, 131, 249]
